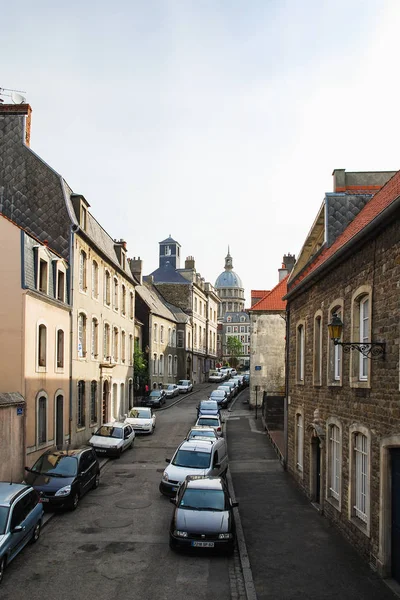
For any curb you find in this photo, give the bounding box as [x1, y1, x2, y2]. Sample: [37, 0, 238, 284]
[224, 394, 258, 600]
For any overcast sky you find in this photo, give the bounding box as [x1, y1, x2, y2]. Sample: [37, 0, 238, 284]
[2, 1, 400, 303]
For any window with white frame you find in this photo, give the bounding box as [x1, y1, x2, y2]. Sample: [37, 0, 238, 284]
[334, 309, 342, 381]
[38, 395, 47, 444]
[113, 327, 119, 362]
[105, 270, 111, 306]
[296, 413, 303, 472]
[79, 250, 87, 292]
[78, 313, 87, 358]
[121, 331, 126, 363]
[38, 258, 48, 294]
[296, 324, 305, 383]
[353, 432, 368, 524]
[313, 314, 322, 385]
[153, 353, 157, 375]
[129, 335, 133, 365]
[159, 354, 164, 375]
[160, 325, 164, 343]
[168, 354, 172, 376]
[359, 297, 369, 380]
[177, 331, 184, 348]
[227, 326, 231, 333]
[90, 380, 97, 423]
[174, 356, 178, 376]
[56, 329, 64, 368]
[328, 423, 341, 502]
[121, 285, 126, 315]
[92, 261, 99, 299]
[172, 329, 176, 346]
[38, 324, 47, 368]
[77, 380, 85, 427]
[91, 318, 99, 358]
[129, 292, 134, 319]
[57, 269, 65, 302]
[113, 278, 119, 310]
[154, 323, 158, 343]
[103, 323, 110, 359]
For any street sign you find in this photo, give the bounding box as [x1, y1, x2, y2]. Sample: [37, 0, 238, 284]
[17, 407, 24, 416]
[255, 365, 261, 371]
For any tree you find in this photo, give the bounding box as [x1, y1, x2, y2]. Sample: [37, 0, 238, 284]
[226, 336, 243, 368]
[133, 341, 148, 393]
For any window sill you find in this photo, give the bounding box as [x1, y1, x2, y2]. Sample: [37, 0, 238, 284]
[350, 515, 370, 538]
[76, 426, 86, 432]
[36, 366, 47, 373]
[326, 495, 341, 513]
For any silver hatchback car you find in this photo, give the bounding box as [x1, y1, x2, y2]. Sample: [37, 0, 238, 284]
[0, 482, 44, 584]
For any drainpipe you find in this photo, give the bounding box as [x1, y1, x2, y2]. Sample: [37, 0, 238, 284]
[284, 308, 290, 470]
[68, 224, 79, 444]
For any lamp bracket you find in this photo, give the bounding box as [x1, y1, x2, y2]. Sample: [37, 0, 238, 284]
[333, 340, 385, 359]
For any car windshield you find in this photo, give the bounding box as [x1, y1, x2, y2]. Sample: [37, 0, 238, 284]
[94, 426, 123, 439]
[31, 454, 78, 477]
[210, 392, 224, 398]
[172, 450, 211, 469]
[178, 380, 189, 386]
[188, 430, 216, 439]
[128, 408, 151, 418]
[200, 402, 218, 410]
[0, 506, 9, 534]
[150, 391, 161, 397]
[166, 385, 175, 390]
[179, 488, 226, 511]
[197, 418, 219, 427]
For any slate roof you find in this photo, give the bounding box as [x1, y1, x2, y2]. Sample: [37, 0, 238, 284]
[148, 261, 189, 284]
[287, 170, 400, 294]
[164, 301, 191, 324]
[250, 275, 288, 311]
[135, 282, 177, 321]
[0, 392, 25, 407]
[223, 311, 250, 322]
[159, 235, 179, 245]
[215, 270, 243, 289]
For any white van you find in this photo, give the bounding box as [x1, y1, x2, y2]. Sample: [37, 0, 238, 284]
[159, 438, 228, 496]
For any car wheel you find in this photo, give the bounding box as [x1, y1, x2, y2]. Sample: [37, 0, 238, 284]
[92, 473, 100, 489]
[0, 556, 6, 584]
[70, 491, 80, 510]
[31, 520, 41, 544]
[117, 448, 122, 458]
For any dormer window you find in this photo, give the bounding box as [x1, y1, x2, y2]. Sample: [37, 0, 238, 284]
[80, 206, 87, 230]
[38, 259, 48, 294]
[57, 269, 65, 302]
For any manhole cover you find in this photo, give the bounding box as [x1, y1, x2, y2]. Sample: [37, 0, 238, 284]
[94, 517, 133, 529]
[115, 498, 152, 509]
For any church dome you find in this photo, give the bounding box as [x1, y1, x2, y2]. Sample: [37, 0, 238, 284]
[215, 249, 243, 290]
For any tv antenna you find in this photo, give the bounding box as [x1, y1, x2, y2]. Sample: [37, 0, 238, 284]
[0, 87, 27, 104]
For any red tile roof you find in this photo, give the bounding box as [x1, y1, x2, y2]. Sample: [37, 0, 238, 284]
[251, 290, 270, 297]
[289, 170, 400, 291]
[250, 275, 289, 311]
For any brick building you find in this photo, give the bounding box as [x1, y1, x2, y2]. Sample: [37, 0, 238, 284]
[285, 169, 400, 581]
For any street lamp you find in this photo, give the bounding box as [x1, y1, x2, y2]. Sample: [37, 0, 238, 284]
[327, 313, 385, 359]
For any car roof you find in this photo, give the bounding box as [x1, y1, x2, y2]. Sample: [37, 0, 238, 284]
[0, 482, 31, 507]
[129, 406, 150, 411]
[185, 476, 224, 490]
[200, 399, 218, 404]
[102, 421, 126, 427]
[210, 390, 225, 395]
[189, 426, 217, 432]
[179, 440, 214, 453]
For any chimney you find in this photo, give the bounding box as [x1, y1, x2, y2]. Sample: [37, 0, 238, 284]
[278, 253, 296, 281]
[0, 103, 32, 146]
[129, 256, 143, 284]
[185, 256, 195, 269]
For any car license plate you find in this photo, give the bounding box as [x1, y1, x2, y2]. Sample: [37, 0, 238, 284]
[192, 541, 214, 548]
[40, 497, 49, 503]
[171, 487, 177, 492]
[96, 449, 107, 453]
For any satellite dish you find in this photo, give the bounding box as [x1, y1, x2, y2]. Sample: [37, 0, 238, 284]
[11, 91, 26, 104]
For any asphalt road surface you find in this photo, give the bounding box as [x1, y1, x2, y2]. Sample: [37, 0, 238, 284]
[1, 384, 245, 600]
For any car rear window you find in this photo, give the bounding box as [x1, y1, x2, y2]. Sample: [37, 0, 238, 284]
[198, 418, 219, 427]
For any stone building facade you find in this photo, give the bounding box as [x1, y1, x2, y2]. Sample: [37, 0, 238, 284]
[285, 169, 400, 581]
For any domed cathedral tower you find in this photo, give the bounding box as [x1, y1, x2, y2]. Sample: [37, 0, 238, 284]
[215, 248, 245, 318]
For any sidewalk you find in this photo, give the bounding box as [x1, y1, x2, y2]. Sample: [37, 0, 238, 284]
[226, 389, 396, 600]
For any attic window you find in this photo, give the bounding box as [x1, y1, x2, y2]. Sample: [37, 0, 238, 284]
[165, 246, 171, 256]
[80, 206, 87, 230]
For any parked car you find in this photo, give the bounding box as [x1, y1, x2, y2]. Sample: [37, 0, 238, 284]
[186, 426, 219, 442]
[177, 380, 193, 393]
[219, 368, 231, 380]
[195, 415, 223, 437]
[125, 407, 156, 434]
[197, 400, 220, 418]
[25, 448, 100, 510]
[165, 384, 180, 399]
[209, 389, 229, 409]
[159, 437, 228, 497]
[143, 389, 166, 408]
[231, 375, 244, 389]
[208, 370, 225, 383]
[225, 380, 238, 397]
[217, 385, 233, 401]
[242, 373, 250, 387]
[0, 483, 43, 584]
[169, 476, 238, 554]
[230, 369, 238, 377]
[89, 422, 135, 457]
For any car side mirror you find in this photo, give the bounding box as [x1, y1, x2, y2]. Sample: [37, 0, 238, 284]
[232, 501, 239, 508]
[24, 466, 31, 472]
[170, 497, 177, 504]
[12, 525, 24, 533]
[165, 458, 170, 463]
[214, 463, 221, 469]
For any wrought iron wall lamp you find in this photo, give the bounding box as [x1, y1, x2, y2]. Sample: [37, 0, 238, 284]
[327, 313, 386, 359]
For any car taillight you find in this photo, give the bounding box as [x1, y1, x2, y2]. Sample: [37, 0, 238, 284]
[217, 427, 221, 432]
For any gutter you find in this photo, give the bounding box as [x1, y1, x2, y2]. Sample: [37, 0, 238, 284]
[286, 194, 400, 300]
[68, 224, 78, 442]
[284, 308, 290, 469]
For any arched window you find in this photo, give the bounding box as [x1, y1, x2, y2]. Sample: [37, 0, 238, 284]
[113, 277, 119, 310]
[90, 381, 98, 423]
[56, 329, 64, 368]
[78, 313, 87, 358]
[79, 250, 87, 292]
[38, 324, 47, 368]
[77, 380, 85, 427]
[159, 354, 164, 376]
[92, 261, 99, 299]
[113, 327, 119, 362]
[121, 330, 126, 363]
[104, 323, 110, 359]
[122, 285, 126, 315]
[104, 270, 111, 306]
[91, 318, 99, 358]
[130, 292, 134, 319]
[37, 395, 47, 444]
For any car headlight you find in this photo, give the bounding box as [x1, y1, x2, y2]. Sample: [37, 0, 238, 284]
[218, 533, 232, 539]
[174, 530, 188, 538]
[55, 485, 72, 497]
[162, 472, 169, 482]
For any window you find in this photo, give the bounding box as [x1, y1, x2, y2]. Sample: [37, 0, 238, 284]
[129, 335, 133, 365]
[227, 316, 232, 323]
[172, 330, 176, 346]
[159, 354, 164, 375]
[313, 313, 322, 386]
[56, 329, 64, 368]
[129, 292, 134, 319]
[113, 327, 119, 362]
[327, 422, 341, 504]
[188, 332, 191, 348]
[38, 324, 47, 368]
[121, 330, 126, 363]
[194, 298, 198, 313]
[296, 412, 303, 472]
[90, 381, 97, 423]
[120, 383, 125, 414]
[240, 326, 245, 333]
[353, 432, 368, 524]
[78, 313, 87, 358]
[80, 206, 87, 230]
[77, 380, 85, 427]
[92, 261, 99, 299]
[91, 318, 99, 358]
[296, 323, 305, 383]
[154, 323, 158, 343]
[103, 323, 110, 359]
[122, 285, 126, 315]
[79, 251, 87, 292]
[57, 270, 65, 302]
[174, 356, 178, 376]
[113, 278, 119, 310]
[38, 395, 47, 444]
[160, 325, 164, 343]
[227, 326, 231, 333]
[104, 270, 111, 306]
[128, 379, 133, 409]
[168, 355, 172, 376]
[359, 297, 369, 380]
[153, 353, 157, 375]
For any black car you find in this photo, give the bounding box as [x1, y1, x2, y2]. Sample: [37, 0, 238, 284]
[196, 400, 220, 418]
[209, 390, 229, 409]
[143, 389, 166, 408]
[169, 476, 238, 554]
[25, 448, 100, 511]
